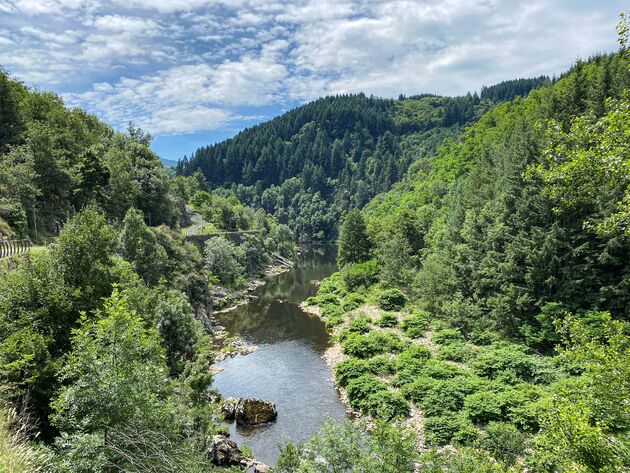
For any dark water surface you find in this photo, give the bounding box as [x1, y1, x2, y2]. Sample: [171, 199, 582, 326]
[212, 247, 346, 465]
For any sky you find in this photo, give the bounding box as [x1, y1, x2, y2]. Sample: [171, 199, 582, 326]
[0, 1, 625, 162]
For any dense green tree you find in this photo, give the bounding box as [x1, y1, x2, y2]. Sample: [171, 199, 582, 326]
[204, 236, 245, 286]
[51, 289, 171, 435]
[337, 209, 372, 267]
[0, 69, 24, 151]
[118, 208, 168, 285]
[52, 208, 116, 309]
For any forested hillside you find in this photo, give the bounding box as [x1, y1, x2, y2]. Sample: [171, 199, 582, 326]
[0, 70, 175, 239]
[178, 93, 493, 240]
[297, 46, 630, 471]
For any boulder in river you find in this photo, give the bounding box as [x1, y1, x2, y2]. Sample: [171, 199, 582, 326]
[221, 397, 238, 420]
[208, 434, 243, 466]
[235, 397, 277, 425]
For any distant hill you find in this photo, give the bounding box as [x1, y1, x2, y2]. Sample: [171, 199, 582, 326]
[178, 92, 491, 241]
[160, 158, 179, 168]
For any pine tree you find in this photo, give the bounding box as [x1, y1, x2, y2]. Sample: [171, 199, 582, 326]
[337, 209, 372, 267]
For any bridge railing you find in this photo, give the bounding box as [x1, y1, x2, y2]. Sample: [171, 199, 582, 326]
[0, 238, 32, 259]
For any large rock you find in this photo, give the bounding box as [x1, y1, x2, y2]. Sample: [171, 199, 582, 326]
[208, 434, 242, 466]
[235, 398, 277, 425]
[221, 397, 238, 420]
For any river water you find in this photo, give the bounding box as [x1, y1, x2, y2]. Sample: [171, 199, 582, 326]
[212, 247, 346, 465]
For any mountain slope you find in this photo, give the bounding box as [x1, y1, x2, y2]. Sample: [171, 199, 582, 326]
[178, 93, 491, 241]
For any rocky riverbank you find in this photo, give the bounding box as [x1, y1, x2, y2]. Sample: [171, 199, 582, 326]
[208, 259, 294, 361]
[300, 301, 426, 449]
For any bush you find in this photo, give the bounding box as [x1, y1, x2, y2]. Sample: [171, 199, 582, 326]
[424, 414, 477, 447]
[432, 328, 464, 345]
[401, 311, 429, 338]
[472, 344, 557, 384]
[317, 273, 347, 297]
[324, 313, 344, 328]
[321, 303, 344, 321]
[204, 236, 245, 286]
[348, 316, 371, 334]
[406, 376, 482, 416]
[341, 259, 378, 291]
[368, 331, 404, 354]
[343, 331, 404, 358]
[342, 293, 366, 312]
[317, 293, 340, 306]
[438, 343, 479, 363]
[346, 375, 388, 410]
[464, 391, 505, 424]
[364, 390, 410, 420]
[376, 289, 407, 311]
[477, 422, 527, 466]
[376, 312, 399, 328]
[335, 358, 371, 387]
[367, 355, 396, 376]
[395, 345, 432, 371]
[418, 447, 504, 472]
[342, 333, 376, 358]
[422, 359, 465, 379]
[395, 359, 431, 388]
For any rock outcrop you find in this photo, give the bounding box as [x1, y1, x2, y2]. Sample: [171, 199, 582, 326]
[235, 397, 277, 425]
[221, 397, 238, 420]
[208, 434, 243, 466]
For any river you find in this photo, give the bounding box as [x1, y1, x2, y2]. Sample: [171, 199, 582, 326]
[212, 246, 346, 465]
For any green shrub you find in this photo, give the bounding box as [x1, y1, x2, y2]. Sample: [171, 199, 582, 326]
[508, 398, 546, 433]
[318, 273, 347, 297]
[464, 391, 505, 424]
[405, 376, 482, 416]
[472, 344, 557, 384]
[437, 343, 478, 363]
[324, 313, 344, 328]
[401, 311, 429, 338]
[422, 359, 465, 379]
[321, 303, 344, 319]
[395, 345, 431, 371]
[477, 422, 527, 466]
[342, 333, 377, 358]
[345, 375, 387, 410]
[317, 293, 340, 306]
[368, 331, 404, 354]
[376, 312, 399, 328]
[348, 316, 371, 334]
[469, 330, 494, 345]
[335, 358, 371, 387]
[418, 447, 504, 472]
[367, 355, 396, 376]
[342, 293, 366, 312]
[432, 328, 464, 345]
[364, 390, 410, 420]
[342, 331, 402, 358]
[341, 259, 378, 291]
[400, 375, 434, 401]
[394, 359, 431, 388]
[424, 414, 477, 447]
[376, 289, 407, 311]
[419, 381, 468, 416]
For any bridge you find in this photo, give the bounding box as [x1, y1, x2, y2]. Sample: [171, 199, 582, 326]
[185, 229, 262, 246]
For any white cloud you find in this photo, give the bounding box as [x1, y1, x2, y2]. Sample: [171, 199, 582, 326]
[0, 0, 624, 137]
[65, 46, 288, 134]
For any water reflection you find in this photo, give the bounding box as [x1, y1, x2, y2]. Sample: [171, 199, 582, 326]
[212, 246, 346, 465]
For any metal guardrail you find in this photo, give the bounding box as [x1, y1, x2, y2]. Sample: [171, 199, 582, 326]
[0, 238, 32, 259]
